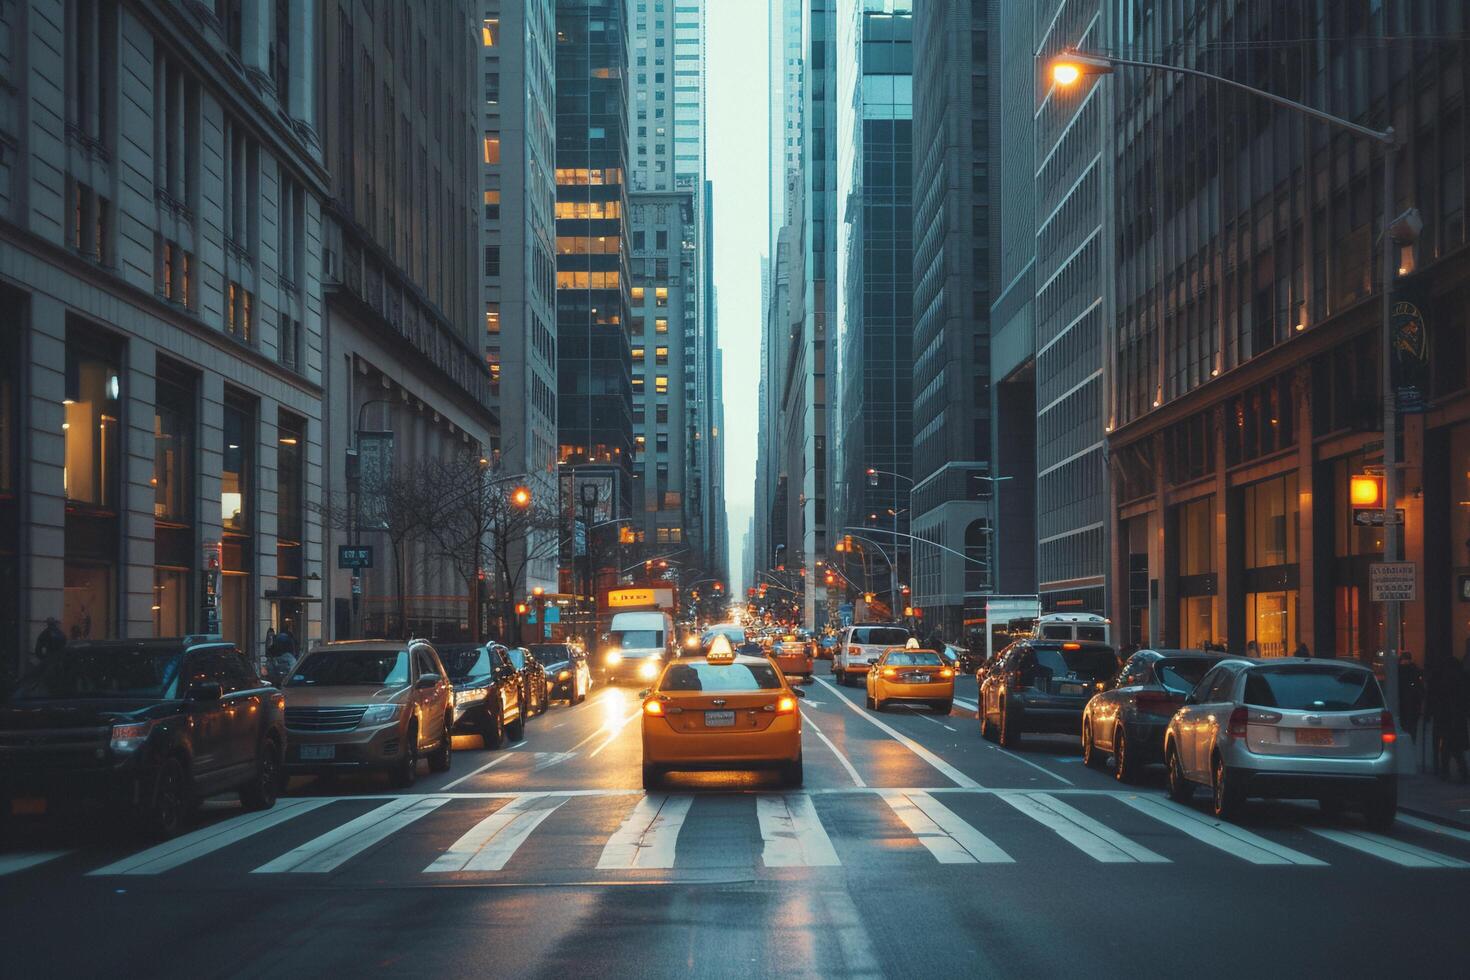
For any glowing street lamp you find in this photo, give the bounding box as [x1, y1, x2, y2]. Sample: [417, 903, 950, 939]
[510, 486, 532, 508]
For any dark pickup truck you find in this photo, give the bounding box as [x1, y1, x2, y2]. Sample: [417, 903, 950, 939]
[0, 636, 287, 838]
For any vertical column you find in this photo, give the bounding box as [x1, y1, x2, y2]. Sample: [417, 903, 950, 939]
[257, 399, 280, 646]
[1212, 403, 1232, 649]
[123, 339, 157, 636]
[304, 411, 324, 643]
[241, 0, 272, 78]
[199, 372, 225, 633]
[287, 0, 316, 130]
[1402, 412, 1427, 663]
[1294, 367, 1316, 653]
[1150, 431, 1171, 646]
[23, 298, 68, 652]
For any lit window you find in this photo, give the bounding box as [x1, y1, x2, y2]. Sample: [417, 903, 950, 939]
[655, 346, 668, 365]
[485, 303, 501, 334]
[631, 347, 645, 359]
[632, 376, 645, 392]
[655, 375, 668, 394]
[655, 287, 668, 306]
[482, 18, 498, 46]
[483, 189, 500, 220]
[655, 318, 668, 334]
[630, 286, 645, 302]
[483, 133, 500, 165]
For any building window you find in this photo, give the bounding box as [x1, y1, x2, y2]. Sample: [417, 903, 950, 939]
[1175, 497, 1214, 648]
[483, 132, 501, 165]
[275, 412, 306, 624]
[656, 433, 668, 453]
[632, 376, 645, 393]
[654, 346, 668, 365]
[483, 189, 500, 220]
[157, 237, 193, 309]
[654, 376, 669, 394]
[226, 281, 253, 343]
[481, 18, 498, 46]
[67, 179, 109, 265]
[655, 286, 668, 306]
[631, 347, 644, 360]
[153, 364, 195, 635]
[484, 247, 500, 277]
[67, 0, 117, 148]
[63, 326, 122, 640]
[631, 286, 645, 302]
[220, 397, 254, 651]
[655, 318, 668, 334]
[484, 71, 499, 104]
[655, 403, 668, 424]
[485, 303, 501, 334]
[1242, 472, 1299, 658]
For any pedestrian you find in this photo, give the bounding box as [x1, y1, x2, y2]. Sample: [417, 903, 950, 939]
[1244, 639, 1261, 658]
[1430, 654, 1469, 782]
[1293, 642, 1311, 658]
[1399, 652, 1424, 744]
[30, 617, 67, 673]
[275, 621, 297, 657]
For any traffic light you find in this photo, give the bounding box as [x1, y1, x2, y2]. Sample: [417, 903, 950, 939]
[515, 602, 529, 615]
[824, 571, 835, 586]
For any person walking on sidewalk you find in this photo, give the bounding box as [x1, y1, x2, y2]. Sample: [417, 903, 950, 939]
[1430, 654, 1469, 782]
[1399, 652, 1424, 744]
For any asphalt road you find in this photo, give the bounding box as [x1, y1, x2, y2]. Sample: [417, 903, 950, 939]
[4, 670, 1469, 978]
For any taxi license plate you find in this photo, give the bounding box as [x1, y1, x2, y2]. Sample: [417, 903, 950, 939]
[10, 797, 46, 816]
[1295, 728, 1334, 746]
[300, 744, 337, 760]
[902, 672, 931, 683]
[704, 710, 736, 727]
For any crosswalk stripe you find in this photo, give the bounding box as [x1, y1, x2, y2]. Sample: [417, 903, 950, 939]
[0, 851, 70, 876]
[531, 751, 578, 771]
[882, 791, 1014, 864]
[1308, 827, 1470, 869]
[1001, 792, 1169, 863]
[816, 677, 983, 788]
[596, 794, 693, 869]
[757, 794, 841, 867]
[426, 795, 567, 872]
[1116, 796, 1325, 866]
[1397, 814, 1470, 845]
[89, 798, 332, 876]
[253, 796, 450, 874]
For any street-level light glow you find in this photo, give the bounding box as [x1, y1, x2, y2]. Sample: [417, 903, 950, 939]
[510, 486, 531, 507]
[1052, 61, 1082, 86]
[1350, 474, 1384, 508]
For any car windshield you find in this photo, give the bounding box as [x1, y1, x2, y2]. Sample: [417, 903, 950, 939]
[1032, 647, 1117, 682]
[289, 649, 410, 686]
[852, 627, 908, 645]
[612, 630, 663, 649]
[885, 652, 942, 667]
[12, 647, 183, 700]
[529, 645, 571, 665]
[659, 662, 783, 692]
[438, 646, 493, 681]
[1157, 658, 1217, 693]
[1243, 666, 1383, 711]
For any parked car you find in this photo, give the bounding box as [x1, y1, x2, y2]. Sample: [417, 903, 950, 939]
[0, 636, 286, 839]
[979, 639, 1118, 747]
[437, 642, 527, 748]
[505, 645, 549, 717]
[283, 639, 453, 788]
[833, 624, 912, 686]
[1081, 649, 1226, 782]
[1164, 658, 1398, 828]
[530, 642, 592, 704]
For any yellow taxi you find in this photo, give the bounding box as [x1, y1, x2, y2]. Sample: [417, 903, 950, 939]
[641, 635, 805, 789]
[770, 633, 815, 682]
[866, 639, 955, 714]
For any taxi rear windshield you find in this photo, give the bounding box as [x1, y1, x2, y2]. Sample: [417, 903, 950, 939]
[886, 652, 942, 666]
[851, 627, 908, 646]
[660, 662, 783, 692]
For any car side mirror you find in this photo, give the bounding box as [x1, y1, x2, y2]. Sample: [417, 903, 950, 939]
[638, 688, 651, 699]
[1183, 692, 1199, 706]
[792, 687, 807, 699]
[188, 681, 222, 702]
[417, 673, 442, 690]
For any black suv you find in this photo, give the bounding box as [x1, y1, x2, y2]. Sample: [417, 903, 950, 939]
[0, 636, 287, 839]
[529, 642, 591, 704]
[438, 643, 527, 748]
[979, 639, 1118, 747]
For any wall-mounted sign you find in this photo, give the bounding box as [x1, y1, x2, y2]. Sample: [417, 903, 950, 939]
[1369, 562, 1416, 602]
[338, 545, 374, 570]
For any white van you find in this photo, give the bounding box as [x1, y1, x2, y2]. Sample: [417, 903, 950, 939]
[833, 623, 912, 686]
[1032, 613, 1111, 646]
[605, 610, 675, 684]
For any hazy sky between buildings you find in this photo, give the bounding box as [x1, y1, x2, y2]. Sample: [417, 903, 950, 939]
[708, 0, 769, 595]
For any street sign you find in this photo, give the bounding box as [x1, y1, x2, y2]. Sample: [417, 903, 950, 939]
[1352, 509, 1404, 527]
[338, 545, 374, 569]
[1369, 562, 1416, 602]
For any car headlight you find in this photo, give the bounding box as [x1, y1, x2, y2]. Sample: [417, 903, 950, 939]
[637, 660, 660, 680]
[454, 686, 489, 707]
[557, 669, 572, 681]
[605, 650, 623, 665]
[359, 704, 404, 727]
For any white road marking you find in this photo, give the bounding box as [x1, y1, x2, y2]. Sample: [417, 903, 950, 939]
[1398, 813, 1470, 844]
[815, 677, 982, 789]
[253, 796, 450, 873]
[441, 752, 515, 790]
[531, 751, 578, 771]
[943, 725, 957, 732]
[881, 791, 1013, 864]
[820, 885, 884, 978]
[596, 794, 694, 869]
[951, 698, 979, 712]
[982, 743, 1074, 786]
[426, 795, 566, 872]
[1308, 827, 1470, 868]
[1116, 796, 1325, 866]
[803, 715, 866, 787]
[587, 710, 644, 759]
[756, 794, 841, 867]
[0, 851, 71, 876]
[1000, 792, 1168, 863]
[90, 798, 332, 875]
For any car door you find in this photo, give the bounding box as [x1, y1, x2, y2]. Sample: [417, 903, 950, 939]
[214, 645, 267, 778]
[424, 645, 452, 742]
[180, 650, 232, 786]
[1183, 665, 1234, 778]
[494, 646, 522, 723]
[409, 646, 435, 750]
[1196, 666, 1241, 775]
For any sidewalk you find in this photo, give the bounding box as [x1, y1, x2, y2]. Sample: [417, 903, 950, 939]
[1399, 772, 1470, 830]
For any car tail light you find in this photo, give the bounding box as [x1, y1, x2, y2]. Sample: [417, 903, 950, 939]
[1135, 691, 1182, 715]
[939, 668, 954, 679]
[1380, 710, 1397, 744]
[110, 719, 157, 754]
[776, 696, 798, 714]
[1227, 706, 1249, 739]
[643, 699, 664, 716]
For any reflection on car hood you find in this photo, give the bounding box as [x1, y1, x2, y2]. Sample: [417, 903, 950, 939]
[284, 685, 411, 706]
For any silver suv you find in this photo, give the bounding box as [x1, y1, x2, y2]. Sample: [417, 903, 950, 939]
[1163, 658, 1397, 829]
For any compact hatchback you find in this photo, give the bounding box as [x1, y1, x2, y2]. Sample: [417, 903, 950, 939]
[641, 636, 805, 789]
[1164, 658, 1398, 828]
[283, 640, 453, 787]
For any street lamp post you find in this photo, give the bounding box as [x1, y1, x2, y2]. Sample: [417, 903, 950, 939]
[1051, 48, 1414, 754]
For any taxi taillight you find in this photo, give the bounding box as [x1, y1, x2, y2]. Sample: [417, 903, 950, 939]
[940, 668, 954, 679]
[643, 699, 664, 716]
[776, 696, 798, 714]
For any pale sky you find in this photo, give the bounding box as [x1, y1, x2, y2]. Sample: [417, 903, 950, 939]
[707, 0, 769, 595]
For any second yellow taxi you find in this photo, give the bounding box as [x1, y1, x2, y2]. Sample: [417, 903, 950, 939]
[865, 642, 955, 714]
[640, 634, 805, 788]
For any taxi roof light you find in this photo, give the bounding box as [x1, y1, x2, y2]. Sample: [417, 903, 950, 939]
[707, 634, 736, 663]
[904, 637, 920, 649]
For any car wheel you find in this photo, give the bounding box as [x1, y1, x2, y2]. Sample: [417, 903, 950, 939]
[240, 737, 281, 811]
[642, 763, 664, 790]
[997, 701, 1019, 748]
[1113, 727, 1137, 784]
[390, 725, 418, 788]
[428, 710, 453, 773]
[933, 700, 952, 715]
[137, 756, 187, 840]
[506, 694, 526, 742]
[1165, 744, 1193, 802]
[480, 705, 505, 749]
[1082, 722, 1106, 769]
[780, 754, 804, 788]
[1211, 753, 1244, 820]
[1363, 784, 1397, 832]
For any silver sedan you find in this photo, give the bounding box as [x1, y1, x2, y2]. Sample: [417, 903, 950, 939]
[1163, 658, 1398, 829]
